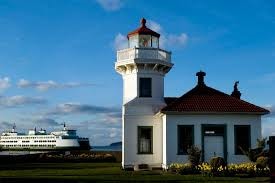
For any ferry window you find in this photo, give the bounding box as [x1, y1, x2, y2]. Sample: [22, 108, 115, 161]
[139, 78, 152, 97]
[178, 125, 194, 154]
[235, 125, 251, 154]
[138, 126, 153, 154]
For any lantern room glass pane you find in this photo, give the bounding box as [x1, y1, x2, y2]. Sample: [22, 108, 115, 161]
[139, 35, 151, 47]
[129, 35, 138, 48]
[152, 36, 159, 48]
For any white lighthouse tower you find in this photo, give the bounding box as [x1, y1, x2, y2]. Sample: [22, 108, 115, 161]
[115, 18, 173, 169]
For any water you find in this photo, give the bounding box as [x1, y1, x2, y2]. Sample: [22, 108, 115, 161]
[91, 146, 121, 152]
[0, 146, 122, 155]
[0, 151, 49, 155]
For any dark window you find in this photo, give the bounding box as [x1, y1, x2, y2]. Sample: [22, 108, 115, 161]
[139, 78, 152, 97]
[138, 126, 153, 154]
[235, 125, 251, 155]
[178, 125, 194, 154]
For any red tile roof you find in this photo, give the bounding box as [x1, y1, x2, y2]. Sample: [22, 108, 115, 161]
[127, 18, 160, 38]
[162, 85, 269, 114]
[164, 97, 178, 105]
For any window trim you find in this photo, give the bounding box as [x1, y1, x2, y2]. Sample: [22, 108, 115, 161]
[137, 126, 153, 154]
[234, 125, 251, 155]
[139, 77, 152, 98]
[177, 125, 194, 155]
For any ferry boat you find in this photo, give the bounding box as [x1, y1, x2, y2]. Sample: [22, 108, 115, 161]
[0, 123, 90, 150]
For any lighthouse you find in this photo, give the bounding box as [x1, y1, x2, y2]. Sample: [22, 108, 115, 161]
[115, 18, 269, 170]
[115, 18, 173, 169]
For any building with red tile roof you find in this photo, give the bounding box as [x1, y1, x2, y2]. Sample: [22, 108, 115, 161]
[115, 18, 269, 170]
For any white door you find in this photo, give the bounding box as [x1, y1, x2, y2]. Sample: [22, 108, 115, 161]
[204, 136, 224, 162]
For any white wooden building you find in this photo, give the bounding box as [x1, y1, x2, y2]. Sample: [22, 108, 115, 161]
[115, 18, 269, 170]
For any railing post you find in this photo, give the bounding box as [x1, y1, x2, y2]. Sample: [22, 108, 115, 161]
[116, 47, 171, 63]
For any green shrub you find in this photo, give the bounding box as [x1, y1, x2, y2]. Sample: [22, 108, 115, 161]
[197, 163, 212, 176]
[169, 163, 198, 174]
[256, 156, 268, 169]
[257, 138, 267, 149]
[240, 138, 267, 162]
[187, 146, 201, 167]
[177, 164, 197, 174]
[210, 157, 226, 171]
[171, 161, 270, 177]
[227, 162, 270, 177]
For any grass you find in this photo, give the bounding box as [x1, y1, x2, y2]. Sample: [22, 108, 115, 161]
[0, 162, 270, 183]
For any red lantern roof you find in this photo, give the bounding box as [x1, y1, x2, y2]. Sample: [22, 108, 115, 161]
[127, 18, 160, 39]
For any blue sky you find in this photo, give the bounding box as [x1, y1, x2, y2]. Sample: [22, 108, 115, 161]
[0, 0, 274, 145]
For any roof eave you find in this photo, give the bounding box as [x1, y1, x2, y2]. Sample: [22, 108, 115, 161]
[127, 31, 160, 38]
[160, 111, 270, 115]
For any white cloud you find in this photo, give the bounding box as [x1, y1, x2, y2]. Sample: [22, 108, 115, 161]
[96, 0, 123, 11]
[265, 104, 275, 117]
[262, 73, 275, 82]
[114, 33, 128, 50]
[0, 77, 11, 91]
[68, 119, 121, 146]
[250, 72, 275, 84]
[48, 103, 120, 116]
[0, 95, 47, 107]
[109, 127, 120, 138]
[262, 105, 275, 137]
[147, 20, 162, 33]
[262, 117, 275, 137]
[0, 121, 14, 129]
[35, 117, 60, 127]
[165, 33, 188, 47]
[114, 19, 188, 50]
[147, 20, 188, 48]
[17, 79, 95, 91]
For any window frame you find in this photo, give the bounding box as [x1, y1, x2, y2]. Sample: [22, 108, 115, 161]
[177, 125, 194, 155]
[137, 126, 153, 154]
[234, 125, 251, 155]
[139, 77, 152, 98]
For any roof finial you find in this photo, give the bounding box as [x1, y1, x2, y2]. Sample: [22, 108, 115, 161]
[140, 18, 146, 27]
[234, 81, 239, 91]
[231, 81, 241, 99]
[63, 122, 67, 130]
[196, 70, 206, 86]
[12, 123, 16, 133]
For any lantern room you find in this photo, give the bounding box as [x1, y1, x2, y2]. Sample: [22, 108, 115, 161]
[127, 18, 160, 48]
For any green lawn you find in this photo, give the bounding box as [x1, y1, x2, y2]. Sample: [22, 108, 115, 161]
[0, 163, 270, 183]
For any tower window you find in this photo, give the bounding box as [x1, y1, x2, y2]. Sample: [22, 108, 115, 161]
[138, 126, 153, 154]
[234, 125, 251, 154]
[139, 78, 152, 97]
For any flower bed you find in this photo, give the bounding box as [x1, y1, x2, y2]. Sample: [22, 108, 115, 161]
[169, 162, 270, 177]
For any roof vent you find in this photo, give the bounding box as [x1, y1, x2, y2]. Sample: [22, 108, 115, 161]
[231, 81, 241, 99]
[196, 71, 206, 86]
